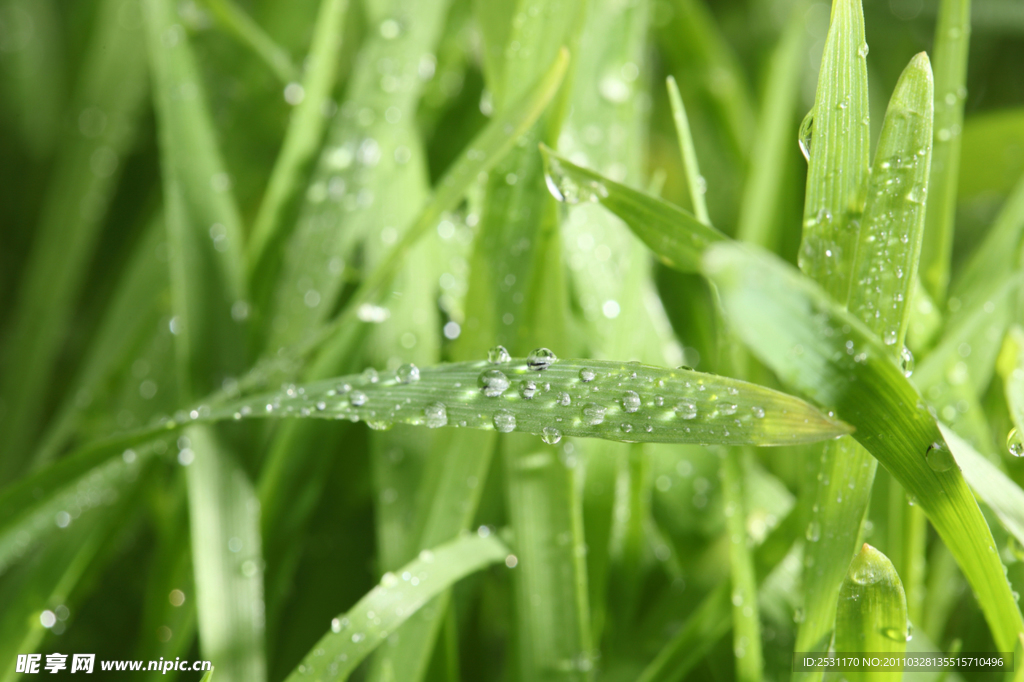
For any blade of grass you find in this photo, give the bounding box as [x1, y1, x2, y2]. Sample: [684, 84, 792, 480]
[246, 0, 349, 292]
[0, 0, 148, 482]
[736, 5, 807, 249]
[197, 0, 299, 83]
[282, 533, 510, 682]
[920, 0, 971, 303]
[834, 544, 908, 682]
[702, 241, 1024, 652]
[797, 0, 870, 304]
[540, 145, 727, 272]
[667, 77, 709, 225]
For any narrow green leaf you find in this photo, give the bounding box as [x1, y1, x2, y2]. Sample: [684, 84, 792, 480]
[283, 534, 509, 682]
[798, 0, 870, 303]
[540, 145, 727, 273]
[835, 544, 909, 682]
[247, 0, 349, 287]
[0, 0, 148, 481]
[667, 76, 709, 225]
[941, 426, 1024, 550]
[209, 357, 850, 446]
[702, 241, 1024, 652]
[198, 0, 299, 82]
[920, 0, 971, 303]
[736, 6, 808, 248]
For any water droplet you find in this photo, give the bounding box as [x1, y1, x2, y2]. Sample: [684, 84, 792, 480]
[622, 390, 641, 413]
[674, 399, 698, 420]
[751, 406, 765, 418]
[857, 42, 869, 58]
[349, 391, 368, 407]
[396, 363, 419, 384]
[362, 368, 379, 383]
[527, 348, 557, 371]
[479, 369, 510, 397]
[806, 521, 821, 542]
[519, 380, 538, 399]
[579, 368, 596, 382]
[882, 627, 907, 642]
[1008, 428, 1024, 457]
[494, 409, 517, 433]
[424, 402, 447, 428]
[542, 427, 562, 445]
[581, 403, 606, 426]
[488, 345, 511, 364]
[556, 392, 571, 407]
[719, 403, 737, 416]
[925, 441, 955, 472]
[381, 571, 399, 587]
[900, 346, 914, 377]
[544, 156, 609, 204]
[798, 109, 814, 161]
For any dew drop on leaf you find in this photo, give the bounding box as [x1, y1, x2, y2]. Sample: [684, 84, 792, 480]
[424, 402, 447, 428]
[541, 426, 562, 445]
[396, 363, 419, 384]
[479, 369, 510, 397]
[1007, 428, 1024, 457]
[349, 391, 368, 407]
[798, 109, 814, 162]
[581, 403, 606, 426]
[519, 380, 538, 399]
[527, 347, 557, 371]
[900, 346, 914, 378]
[362, 368, 379, 384]
[925, 440, 955, 472]
[493, 409, 516, 433]
[556, 391, 571, 407]
[488, 345, 511, 364]
[675, 399, 698, 420]
[622, 390, 641, 413]
[579, 368, 596, 382]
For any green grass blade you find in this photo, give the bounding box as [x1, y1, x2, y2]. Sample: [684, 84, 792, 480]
[246, 0, 349, 287]
[666, 76, 709, 225]
[0, 0, 148, 481]
[941, 426, 1024, 549]
[283, 533, 510, 682]
[540, 145, 727, 272]
[736, 6, 807, 248]
[834, 544, 908, 682]
[209, 357, 850, 446]
[702, 241, 1024, 652]
[920, 0, 971, 303]
[198, 0, 299, 82]
[798, 0, 870, 303]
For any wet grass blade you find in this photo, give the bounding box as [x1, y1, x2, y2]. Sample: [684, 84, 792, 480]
[283, 533, 510, 682]
[798, 0, 870, 304]
[834, 544, 908, 682]
[208, 357, 850, 446]
[702, 241, 1024, 652]
[0, 0, 148, 482]
[246, 0, 349, 286]
[540, 145, 727, 272]
[920, 0, 971, 303]
[198, 0, 298, 82]
[667, 76, 709, 224]
[722, 450, 763, 682]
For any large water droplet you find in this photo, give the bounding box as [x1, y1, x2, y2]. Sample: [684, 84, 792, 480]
[362, 368, 379, 383]
[349, 391, 368, 407]
[527, 348, 557, 371]
[925, 440, 955, 472]
[544, 156, 609, 205]
[1008, 428, 1024, 457]
[488, 345, 511, 364]
[396, 363, 419, 384]
[798, 109, 814, 161]
[479, 369, 510, 397]
[900, 346, 914, 378]
[622, 391, 641, 413]
[494, 409, 517, 433]
[675, 399, 698, 420]
[519, 380, 538, 399]
[556, 392, 571, 407]
[542, 426, 562, 445]
[424, 402, 447, 428]
[579, 368, 596, 382]
[581, 403, 606, 426]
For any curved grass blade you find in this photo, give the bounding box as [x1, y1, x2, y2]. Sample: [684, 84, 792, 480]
[246, 0, 349, 286]
[835, 544, 909, 682]
[667, 76, 709, 224]
[920, 0, 971, 303]
[540, 145, 727, 272]
[283, 534, 509, 682]
[940, 426, 1024, 550]
[798, 0, 870, 304]
[701, 241, 1024, 652]
[209, 358, 850, 446]
[0, 0, 148, 481]
[198, 0, 298, 82]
